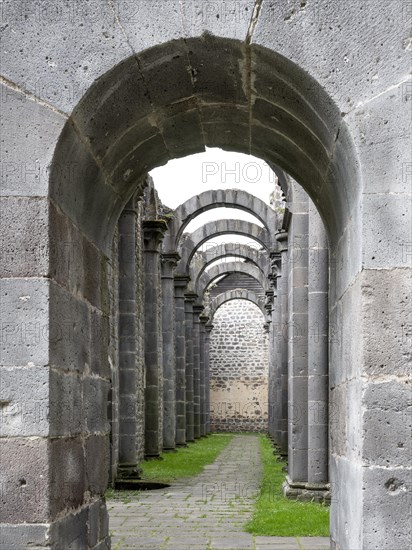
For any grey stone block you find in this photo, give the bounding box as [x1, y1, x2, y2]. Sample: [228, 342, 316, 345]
[161, 108, 206, 159]
[83, 377, 110, 434]
[113, 0, 183, 51]
[49, 121, 121, 252]
[85, 436, 110, 496]
[0, 438, 50, 523]
[0, 366, 49, 437]
[50, 437, 86, 516]
[0, 278, 49, 367]
[361, 268, 411, 377]
[181, 0, 254, 40]
[0, 82, 66, 197]
[90, 311, 111, 379]
[186, 35, 247, 105]
[252, 1, 409, 113]
[49, 281, 90, 373]
[0, 0, 132, 113]
[346, 83, 412, 195]
[0, 197, 49, 278]
[49, 507, 88, 550]
[49, 369, 83, 437]
[0, 523, 49, 550]
[362, 466, 412, 550]
[362, 193, 412, 268]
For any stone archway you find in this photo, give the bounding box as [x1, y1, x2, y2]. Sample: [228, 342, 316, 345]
[2, 4, 410, 545]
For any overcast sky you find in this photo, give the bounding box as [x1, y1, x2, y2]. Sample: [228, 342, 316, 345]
[150, 147, 276, 249]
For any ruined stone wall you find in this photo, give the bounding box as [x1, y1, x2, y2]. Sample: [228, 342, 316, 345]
[209, 300, 269, 432]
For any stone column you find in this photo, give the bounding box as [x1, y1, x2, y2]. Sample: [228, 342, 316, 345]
[161, 253, 180, 451]
[204, 323, 214, 434]
[270, 252, 282, 447]
[307, 202, 329, 499]
[143, 221, 167, 457]
[192, 303, 204, 439]
[276, 231, 289, 457]
[117, 200, 142, 480]
[199, 314, 209, 437]
[264, 288, 275, 439]
[184, 292, 196, 442]
[283, 191, 310, 499]
[174, 276, 189, 446]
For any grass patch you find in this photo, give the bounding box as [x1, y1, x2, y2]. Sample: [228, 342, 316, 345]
[141, 434, 234, 482]
[245, 435, 330, 537]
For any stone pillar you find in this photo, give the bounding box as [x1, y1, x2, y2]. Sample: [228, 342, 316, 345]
[143, 221, 167, 457]
[184, 292, 196, 442]
[117, 200, 142, 480]
[204, 323, 214, 434]
[264, 288, 275, 440]
[270, 252, 282, 447]
[307, 202, 330, 499]
[276, 231, 289, 457]
[174, 276, 189, 446]
[283, 191, 310, 496]
[192, 304, 204, 439]
[161, 253, 180, 450]
[199, 315, 209, 436]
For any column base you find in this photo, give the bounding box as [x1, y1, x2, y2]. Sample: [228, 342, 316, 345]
[116, 463, 143, 480]
[282, 475, 331, 504]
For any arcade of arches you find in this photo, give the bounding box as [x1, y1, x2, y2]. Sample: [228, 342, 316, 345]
[1, 2, 411, 549]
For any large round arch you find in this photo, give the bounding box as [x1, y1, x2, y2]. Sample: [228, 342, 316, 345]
[209, 289, 266, 321]
[163, 189, 278, 251]
[50, 35, 360, 254]
[176, 219, 273, 276]
[196, 261, 267, 298]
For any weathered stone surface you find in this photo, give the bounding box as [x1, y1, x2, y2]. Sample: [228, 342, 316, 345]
[50, 437, 85, 516]
[0, 437, 50, 523]
[49, 281, 90, 373]
[0, 523, 49, 549]
[0, 0, 132, 113]
[0, 278, 50, 367]
[0, 197, 49, 277]
[0, 82, 66, 197]
[0, 366, 49, 437]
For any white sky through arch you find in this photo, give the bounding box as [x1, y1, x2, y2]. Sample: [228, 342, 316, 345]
[150, 147, 275, 210]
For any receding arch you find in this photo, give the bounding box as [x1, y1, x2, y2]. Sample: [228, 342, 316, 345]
[176, 219, 273, 276]
[196, 243, 270, 277]
[163, 189, 278, 251]
[209, 289, 265, 321]
[197, 261, 267, 298]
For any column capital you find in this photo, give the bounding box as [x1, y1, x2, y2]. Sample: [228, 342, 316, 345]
[161, 252, 181, 278]
[185, 292, 198, 304]
[199, 314, 209, 325]
[174, 274, 190, 287]
[275, 230, 288, 252]
[143, 220, 168, 251]
[193, 304, 205, 321]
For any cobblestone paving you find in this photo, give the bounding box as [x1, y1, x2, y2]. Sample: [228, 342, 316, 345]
[108, 435, 329, 550]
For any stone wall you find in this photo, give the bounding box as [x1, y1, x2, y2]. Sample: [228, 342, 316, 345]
[209, 300, 269, 432]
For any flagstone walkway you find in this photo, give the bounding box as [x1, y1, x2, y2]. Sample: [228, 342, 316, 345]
[108, 435, 329, 550]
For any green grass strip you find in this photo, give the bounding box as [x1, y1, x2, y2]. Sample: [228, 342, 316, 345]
[141, 433, 234, 482]
[245, 435, 330, 537]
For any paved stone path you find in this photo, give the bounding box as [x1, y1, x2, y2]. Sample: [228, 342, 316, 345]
[108, 435, 329, 549]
